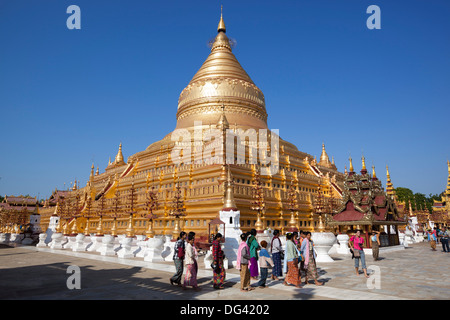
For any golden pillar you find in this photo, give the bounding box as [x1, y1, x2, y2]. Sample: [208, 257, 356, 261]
[126, 214, 135, 238]
[96, 216, 104, 236]
[146, 219, 155, 238]
[71, 218, 78, 235]
[173, 217, 181, 238]
[111, 218, 118, 237]
[84, 218, 90, 236]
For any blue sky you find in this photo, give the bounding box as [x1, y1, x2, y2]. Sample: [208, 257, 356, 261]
[0, 0, 449, 200]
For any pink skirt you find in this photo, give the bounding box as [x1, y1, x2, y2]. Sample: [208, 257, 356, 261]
[184, 263, 198, 287]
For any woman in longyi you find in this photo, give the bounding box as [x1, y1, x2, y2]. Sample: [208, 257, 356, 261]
[183, 234, 200, 291]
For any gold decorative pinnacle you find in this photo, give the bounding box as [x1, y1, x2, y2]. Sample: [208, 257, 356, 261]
[223, 165, 237, 210]
[115, 142, 125, 164]
[320, 142, 329, 163]
[218, 5, 226, 33]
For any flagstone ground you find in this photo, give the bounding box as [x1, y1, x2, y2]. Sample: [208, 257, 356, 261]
[0, 242, 448, 300]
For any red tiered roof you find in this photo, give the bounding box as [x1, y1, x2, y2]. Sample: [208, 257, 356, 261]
[329, 169, 404, 226]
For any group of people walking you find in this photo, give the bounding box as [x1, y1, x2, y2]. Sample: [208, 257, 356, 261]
[238, 229, 323, 291]
[168, 229, 325, 292]
[236, 229, 274, 291]
[169, 231, 227, 290]
[169, 231, 201, 291]
[169, 228, 389, 292]
[426, 226, 449, 252]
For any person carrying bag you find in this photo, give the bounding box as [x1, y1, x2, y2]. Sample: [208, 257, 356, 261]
[349, 230, 369, 278]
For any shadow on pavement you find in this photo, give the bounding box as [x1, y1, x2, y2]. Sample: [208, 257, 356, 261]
[0, 261, 200, 300]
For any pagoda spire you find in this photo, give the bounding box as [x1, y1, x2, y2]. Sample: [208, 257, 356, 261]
[89, 163, 95, 181]
[361, 155, 367, 174]
[114, 142, 125, 165]
[218, 5, 226, 33]
[372, 165, 377, 180]
[386, 165, 396, 198]
[349, 156, 354, 173]
[446, 160, 450, 195]
[319, 142, 330, 166]
[216, 103, 230, 130]
[223, 165, 237, 211]
[217, 103, 229, 184]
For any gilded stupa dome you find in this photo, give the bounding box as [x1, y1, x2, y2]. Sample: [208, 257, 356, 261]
[176, 11, 268, 130]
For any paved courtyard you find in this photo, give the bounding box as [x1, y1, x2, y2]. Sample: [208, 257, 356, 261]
[0, 242, 448, 300]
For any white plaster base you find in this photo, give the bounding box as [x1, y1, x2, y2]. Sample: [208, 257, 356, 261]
[328, 243, 339, 255]
[336, 234, 351, 255]
[363, 245, 405, 255]
[144, 237, 165, 262]
[204, 250, 213, 269]
[312, 232, 336, 262]
[36, 233, 48, 247]
[49, 233, 64, 249]
[223, 258, 229, 269]
[99, 235, 116, 256]
[10, 233, 24, 244]
[62, 236, 76, 249]
[113, 235, 124, 253]
[117, 237, 134, 259]
[72, 234, 90, 252]
[133, 235, 146, 257]
[161, 240, 175, 261]
[203, 249, 228, 269]
[0, 233, 10, 243]
[399, 233, 407, 247]
[87, 235, 103, 252]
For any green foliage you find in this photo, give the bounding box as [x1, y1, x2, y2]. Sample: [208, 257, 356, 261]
[428, 193, 443, 202]
[395, 187, 414, 205]
[394, 187, 439, 214]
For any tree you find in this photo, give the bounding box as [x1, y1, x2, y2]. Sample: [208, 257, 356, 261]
[429, 193, 443, 202]
[395, 187, 437, 214]
[395, 187, 415, 208]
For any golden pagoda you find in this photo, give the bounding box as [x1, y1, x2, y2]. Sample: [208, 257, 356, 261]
[39, 9, 345, 236]
[431, 160, 450, 227]
[384, 165, 412, 221]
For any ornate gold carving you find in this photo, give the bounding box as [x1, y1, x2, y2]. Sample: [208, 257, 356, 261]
[176, 104, 267, 122]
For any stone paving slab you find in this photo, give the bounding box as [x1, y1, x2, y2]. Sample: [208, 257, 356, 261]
[314, 242, 450, 300]
[0, 242, 449, 300]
